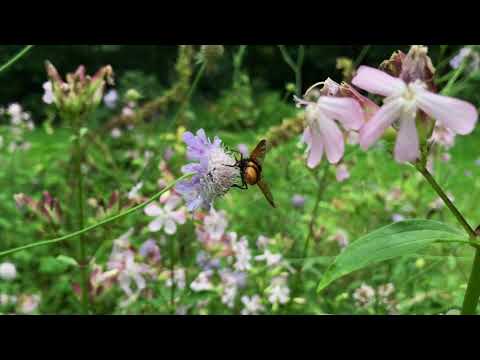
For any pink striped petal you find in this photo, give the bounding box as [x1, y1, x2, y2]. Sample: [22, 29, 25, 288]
[303, 127, 324, 168]
[359, 99, 403, 150]
[415, 89, 478, 135]
[394, 114, 420, 163]
[318, 116, 344, 164]
[352, 66, 406, 97]
[318, 96, 364, 130]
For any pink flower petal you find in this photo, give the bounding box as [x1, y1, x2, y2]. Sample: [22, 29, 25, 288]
[148, 218, 163, 232]
[352, 66, 406, 97]
[318, 116, 344, 164]
[359, 99, 403, 149]
[164, 219, 177, 235]
[319, 96, 364, 130]
[306, 127, 324, 168]
[394, 115, 420, 163]
[144, 203, 163, 217]
[415, 89, 478, 135]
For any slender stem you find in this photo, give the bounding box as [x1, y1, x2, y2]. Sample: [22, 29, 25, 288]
[0, 173, 194, 258]
[415, 164, 480, 314]
[353, 45, 371, 69]
[416, 165, 475, 238]
[441, 60, 467, 96]
[278, 45, 305, 97]
[170, 61, 207, 128]
[462, 252, 480, 314]
[302, 163, 329, 258]
[74, 133, 89, 314]
[0, 45, 34, 74]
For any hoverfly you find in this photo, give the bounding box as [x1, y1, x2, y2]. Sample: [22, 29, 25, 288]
[229, 139, 276, 208]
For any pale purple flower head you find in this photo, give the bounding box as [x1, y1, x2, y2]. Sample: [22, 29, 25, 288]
[176, 129, 240, 211]
[291, 194, 305, 209]
[295, 79, 364, 168]
[352, 66, 478, 163]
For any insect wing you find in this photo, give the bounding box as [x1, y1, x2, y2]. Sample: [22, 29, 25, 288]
[249, 139, 267, 166]
[257, 179, 276, 208]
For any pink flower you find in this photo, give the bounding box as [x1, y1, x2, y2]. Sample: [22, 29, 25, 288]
[352, 66, 478, 163]
[335, 163, 350, 182]
[144, 191, 186, 235]
[295, 81, 364, 168]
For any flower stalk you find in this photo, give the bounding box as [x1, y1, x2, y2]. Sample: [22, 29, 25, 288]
[0, 173, 194, 258]
[415, 163, 480, 314]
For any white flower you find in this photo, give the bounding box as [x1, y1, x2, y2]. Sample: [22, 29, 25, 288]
[0, 262, 17, 280]
[231, 236, 252, 271]
[144, 191, 186, 235]
[255, 249, 282, 267]
[127, 181, 143, 200]
[241, 295, 265, 315]
[42, 81, 55, 104]
[220, 269, 246, 308]
[353, 283, 375, 307]
[165, 268, 186, 290]
[190, 270, 214, 292]
[256, 235, 271, 249]
[7, 103, 23, 125]
[111, 128, 122, 139]
[203, 207, 228, 242]
[392, 213, 405, 222]
[267, 276, 290, 305]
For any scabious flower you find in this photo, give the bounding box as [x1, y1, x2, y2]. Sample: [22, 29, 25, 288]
[352, 65, 478, 163]
[267, 276, 290, 305]
[294, 79, 364, 167]
[144, 191, 186, 235]
[353, 283, 375, 308]
[241, 295, 265, 315]
[176, 129, 240, 211]
[335, 163, 350, 182]
[0, 262, 17, 281]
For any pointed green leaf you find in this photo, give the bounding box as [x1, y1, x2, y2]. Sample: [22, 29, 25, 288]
[56, 255, 79, 267]
[317, 220, 470, 292]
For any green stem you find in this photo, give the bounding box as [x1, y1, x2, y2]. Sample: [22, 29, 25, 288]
[170, 61, 207, 128]
[0, 173, 194, 258]
[302, 163, 329, 258]
[0, 45, 34, 74]
[441, 60, 467, 96]
[415, 164, 480, 314]
[278, 45, 305, 97]
[353, 45, 371, 69]
[74, 133, 89, 314]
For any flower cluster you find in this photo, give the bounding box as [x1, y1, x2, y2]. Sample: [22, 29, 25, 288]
[296, 45, 478, 166]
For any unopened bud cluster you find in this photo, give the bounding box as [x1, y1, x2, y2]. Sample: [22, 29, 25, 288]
[45, 61, 114, 120]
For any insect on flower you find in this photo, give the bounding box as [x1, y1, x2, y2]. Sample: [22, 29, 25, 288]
[228, 139, 276, 208]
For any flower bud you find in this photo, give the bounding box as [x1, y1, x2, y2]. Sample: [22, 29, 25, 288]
[201, 45, 224, 63]
[400, 45, 436, 92]
[379, 50, 406, 77]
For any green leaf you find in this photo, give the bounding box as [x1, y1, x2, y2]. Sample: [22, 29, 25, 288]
[317, 220, 469, 292]
[56, 255, 79, 267]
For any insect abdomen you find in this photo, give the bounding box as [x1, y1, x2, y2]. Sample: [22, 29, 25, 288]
[244, 161, 260, 185]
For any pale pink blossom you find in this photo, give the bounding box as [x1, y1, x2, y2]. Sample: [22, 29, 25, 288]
[144, 191, 186, 235]
[255, 249, 282, 267]
[267, 276, 290, 305]
[352, 66, 478, 163]
[241, 295, 265, 315]
[190, 270, 214, 292]
[295, 81, 364, 167]
[335, 163, 350, 182]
